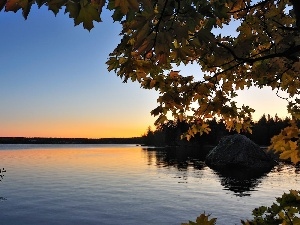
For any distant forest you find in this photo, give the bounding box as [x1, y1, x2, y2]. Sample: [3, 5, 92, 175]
[142, 114, 296, 147]
[0, 137, 144, 145]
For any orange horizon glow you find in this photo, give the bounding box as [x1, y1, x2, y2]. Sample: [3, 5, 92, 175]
[0, 86, 290, 139]
[0, 127, 148, 139]
[0, 119, 155, 138]
[0, 112, 290, 139]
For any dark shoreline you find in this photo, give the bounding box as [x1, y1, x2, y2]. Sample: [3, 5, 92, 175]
[0, 137, 144, 145]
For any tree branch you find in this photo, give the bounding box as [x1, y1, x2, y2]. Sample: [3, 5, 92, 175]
[229, 0, 273, 14]
[217, 41, 300, 64]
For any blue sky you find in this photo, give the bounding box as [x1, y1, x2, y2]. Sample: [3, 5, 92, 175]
[0, 7, 289, 138]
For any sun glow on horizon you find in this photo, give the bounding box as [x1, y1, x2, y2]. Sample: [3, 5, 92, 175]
[0, 119, 155, 138]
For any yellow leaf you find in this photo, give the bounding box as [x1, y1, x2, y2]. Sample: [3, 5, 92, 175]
[235, 123, 242, 133]
[280, 150, 294, 160]
[226, 120, 235, 131]
[290, 150, 300, 164]
[200, 123, 211, 135]
[192, 125, 198, 134]
[289, 141, 298, 151]
[119, 57, 127, 64]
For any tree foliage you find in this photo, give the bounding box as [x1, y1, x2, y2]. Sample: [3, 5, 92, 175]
[143, 114, 292, 148]
[1, 0, 300, 163]
[181, 212, 217, 225]
[242, 190, 300, 225]
[184, 190, 300, 225]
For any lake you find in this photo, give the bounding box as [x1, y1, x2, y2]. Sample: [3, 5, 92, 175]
[0, 144, 299, 225]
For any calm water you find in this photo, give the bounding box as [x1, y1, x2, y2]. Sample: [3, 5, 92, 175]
[0, 144, 299, 225]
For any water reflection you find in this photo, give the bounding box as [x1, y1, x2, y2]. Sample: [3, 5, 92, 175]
[0, 145, 298, 225]
[216, 169, 266, 197]
[0, 168, 6, 181]
[144, 146, 209, 169]
[143, 147, 269, 196]
[0, 168, 7, 200]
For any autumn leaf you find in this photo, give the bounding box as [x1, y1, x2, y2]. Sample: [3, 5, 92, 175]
[182, 212, 217, 225]
[114, 0, 139, 15]
[65, 1, 79, 19]
[199, 123, 211, 135]
[74, 0, 101, 31]
[47, 0, 67, 15]
[270, 122, 300, 164]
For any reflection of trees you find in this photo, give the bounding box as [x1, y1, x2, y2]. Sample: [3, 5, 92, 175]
[143, 147, 271, 196]
[217, 163, 300, 196]
[219, 176, 263, 197]
[0, 168, 7, 201]
[143, 146, 209, 170]
[215, 168, 266, 197]
[143, 146, 208, 182]
[0, 168, 6, 181]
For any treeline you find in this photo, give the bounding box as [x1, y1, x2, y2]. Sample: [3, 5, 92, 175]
[142, 114, 294, 147]
[0, 137, 144, 144]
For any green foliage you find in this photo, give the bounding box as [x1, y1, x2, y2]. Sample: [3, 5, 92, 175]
[184, 190, 300, 225]
[242, 190, 300, 225]
[2, 0, 300, 163]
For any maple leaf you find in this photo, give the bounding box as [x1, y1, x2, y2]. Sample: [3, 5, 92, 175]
[182, 212, 217, 225]
[65, 1, 79, 19]
[47, 0, 67, 15]
[114, 0, 139, 15]
[74, 0, 101, 31]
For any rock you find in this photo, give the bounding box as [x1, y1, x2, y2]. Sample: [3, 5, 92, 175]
[205, 134, 275, 172]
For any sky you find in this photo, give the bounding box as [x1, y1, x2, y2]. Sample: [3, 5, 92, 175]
[0, 7, 290, 138]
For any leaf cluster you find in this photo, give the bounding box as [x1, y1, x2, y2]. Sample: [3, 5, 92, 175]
[183, 190, 300, 225]
[242, 190, 300, 225]
[1, 0, 105, 30]
[269, 121, 300, 164]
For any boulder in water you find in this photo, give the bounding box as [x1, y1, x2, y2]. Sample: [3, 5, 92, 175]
[205, 134, 275, 172]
